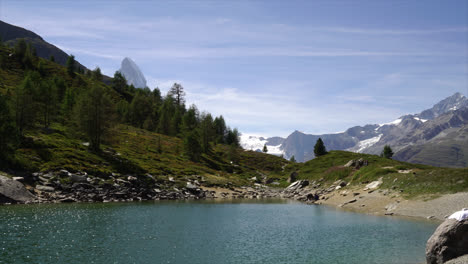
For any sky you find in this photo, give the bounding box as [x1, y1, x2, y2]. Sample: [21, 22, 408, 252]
[1, 0, 467, 137]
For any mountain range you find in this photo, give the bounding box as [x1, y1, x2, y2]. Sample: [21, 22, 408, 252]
[241, 92, 468, 167]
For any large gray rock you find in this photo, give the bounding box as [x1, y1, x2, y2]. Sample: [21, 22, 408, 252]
[0, 175, 36, 203]
[426, 218, 468, 264]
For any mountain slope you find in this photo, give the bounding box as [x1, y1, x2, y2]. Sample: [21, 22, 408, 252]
[241, 93, 468, 167]
[0, 20, 88, 71]
[120, 57, 147, 88]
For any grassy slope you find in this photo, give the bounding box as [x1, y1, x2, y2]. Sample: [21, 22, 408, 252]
[285, 151, 468, 198]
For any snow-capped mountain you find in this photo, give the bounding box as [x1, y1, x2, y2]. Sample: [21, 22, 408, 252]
[240, 92, 468, 167]
[240, 134, 284, 156]
[120, 57, 147, 88]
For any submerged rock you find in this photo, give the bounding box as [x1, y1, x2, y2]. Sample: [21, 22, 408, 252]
[426, 218, 468, 264]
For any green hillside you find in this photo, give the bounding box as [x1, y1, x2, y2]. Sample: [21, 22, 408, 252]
[285, 150, 468, 197]
[0, 41, 290, 187]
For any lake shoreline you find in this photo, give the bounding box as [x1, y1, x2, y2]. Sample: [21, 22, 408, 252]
[2, 170, 467, 222]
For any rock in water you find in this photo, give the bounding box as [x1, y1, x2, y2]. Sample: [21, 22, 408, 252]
[0, 175, 36, 203]
[426, 218, 468, 264]
[120, 57, 147, 88]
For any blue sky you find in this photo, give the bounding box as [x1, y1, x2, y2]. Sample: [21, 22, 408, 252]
[1, 0, 467, 137]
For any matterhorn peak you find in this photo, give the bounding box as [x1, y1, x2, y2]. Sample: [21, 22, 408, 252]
[120, 57, 147, 88]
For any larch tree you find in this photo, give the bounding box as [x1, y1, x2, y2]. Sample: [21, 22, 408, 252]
[75, 84, 114, 151]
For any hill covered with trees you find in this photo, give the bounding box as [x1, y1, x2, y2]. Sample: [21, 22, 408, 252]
[0, 38, 291, 188]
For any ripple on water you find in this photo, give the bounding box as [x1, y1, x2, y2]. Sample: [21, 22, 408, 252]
[0, 201, 437, 264]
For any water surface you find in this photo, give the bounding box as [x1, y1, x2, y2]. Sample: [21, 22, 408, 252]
[0, 200, 437, 263]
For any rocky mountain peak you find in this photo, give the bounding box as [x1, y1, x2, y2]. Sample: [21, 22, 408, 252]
[120, 57, 147, 89]
[418, 92, 468, 120]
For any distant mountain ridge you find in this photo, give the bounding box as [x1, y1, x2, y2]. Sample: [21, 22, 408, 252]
[241, 93, 468, 167]
[0, 20, 87, 71]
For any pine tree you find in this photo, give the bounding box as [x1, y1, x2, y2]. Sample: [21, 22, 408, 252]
[74, 84, 114, 151]
[157, 96, 175, 135]
[92, 67, 103, 81]
[213, 116, 226, 144]
[66, 55, 76, 77]
[38, 79, 57, 128]
[199, 113, 215, 153]
[49, 55, 55, 62]
[290, 155, 296, 162]
[184, 130, 202, 161]
[14, 73, 37, 136]
[0, 93, 18, 162]
[314, 138, 327, 157]
[381, 145, 394, 159]
[168, 83, 185, 106]
[226, 127, 240, 147]
[112, 71, 128, 93]
[263, 144, 268, 153]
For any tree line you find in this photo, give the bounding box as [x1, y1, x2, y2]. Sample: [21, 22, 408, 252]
[0, 39, 240, 166]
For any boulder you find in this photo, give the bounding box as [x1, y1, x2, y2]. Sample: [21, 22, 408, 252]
[70, 174, 87, 183]
[426, 218, 468, 264]
[288, 171, 298, 183]
[364, 177, 383, 190]
[0, 175, 36, 203]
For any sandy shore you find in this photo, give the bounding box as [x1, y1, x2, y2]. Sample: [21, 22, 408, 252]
[316, 187, 468, 221]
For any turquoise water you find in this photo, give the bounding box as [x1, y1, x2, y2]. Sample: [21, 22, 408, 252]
[0, 200, 437, 264]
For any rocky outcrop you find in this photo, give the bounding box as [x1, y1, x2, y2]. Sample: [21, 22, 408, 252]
[426, 218, 468, 264]
[0, 175, 36, 203]
[120, 57, 147, 88]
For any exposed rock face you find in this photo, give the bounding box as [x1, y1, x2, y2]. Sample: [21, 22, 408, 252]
[120, 57, 147, 88]
[0, 175, 36, 203]
[426, 218, 468, 264]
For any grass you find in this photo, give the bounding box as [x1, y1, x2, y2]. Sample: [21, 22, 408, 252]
[279, 150, 468, 198]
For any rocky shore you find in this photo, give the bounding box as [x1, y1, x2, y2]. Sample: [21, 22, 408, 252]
[1, 168, 468, 224]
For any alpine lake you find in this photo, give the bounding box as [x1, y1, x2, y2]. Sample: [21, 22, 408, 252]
[0, 199, 437, 264]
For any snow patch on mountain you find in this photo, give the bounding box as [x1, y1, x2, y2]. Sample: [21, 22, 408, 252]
[413, 117, 427, 122]
[240, 134, 284, 156]
[355, 134, 383, 153]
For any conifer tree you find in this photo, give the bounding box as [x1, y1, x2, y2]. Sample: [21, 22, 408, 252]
[314, 138, 327, 157]
[38, 79, 57, 128]
[66, 55, 76, 77]
[213, 116, 226, 144]
[112, 71, 128, 93]
[184, 130, 202, 161]
[263, 144, 268, 153]
[0, 94, 17, 162]
[168, 83, 185, 106]
[199, 113, 215, 153]
[14, 73, 37, 136]
[290, 155, 296, 162]
[157, 96, 175, 135]
[75, 84, 114, 151]
[381, 145, 394, 159]
[92, 67, 103, 81]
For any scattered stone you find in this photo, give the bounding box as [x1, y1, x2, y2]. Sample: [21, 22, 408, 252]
[364, 177, 383, 190]
[35, 185, 55, 192]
